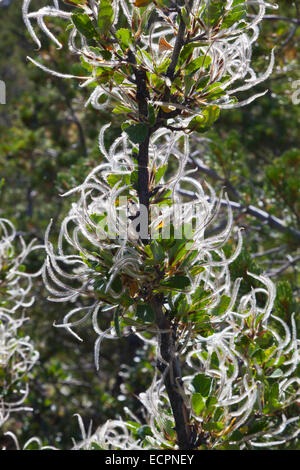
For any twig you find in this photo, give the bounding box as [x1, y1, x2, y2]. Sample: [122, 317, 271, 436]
[177, 188, 300, 242]
[151, 297, 194, 450]
[268, 254, 300, 277]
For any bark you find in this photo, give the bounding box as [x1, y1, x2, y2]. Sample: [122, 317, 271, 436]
[151, 298, 193, 450]
[131, 16, 194, 447]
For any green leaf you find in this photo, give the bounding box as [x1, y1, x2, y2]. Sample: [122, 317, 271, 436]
[148, 103, 156, 126]
[90, 213, 106, 225]
[155, 164, 167, 184]
[136, 304, 155, 323]
[98, 0, 114, 36]
[107, 173, 122, 187]
[268, 369, 283, 379]
[194, 75, 210, 92]
[123, 123, 148, 144]
[95, 66, 114, 84]
[269, 382, 280, 407]
[188, 105, 220, 133]
[137, 425, 152, 439]
[179, 43, 207, 66]
[80, 56, 93, 72]
[122, 317, 144, 327]
[184, 74, 194, 96]
[116, 28, 132, 49]
[204, 82, 226, 100]
[94, 277, 106, 291]
[160, 417, 176, 439]
[203, 421, 224, 432]
[112, 104, 132, 115]
[248, 420, 268, 435]
[191, 374, 212, 397]
[111, 275, 122, 294]
[23, 441, 41, 450]
[144, 244, 154, 259]
[204, 396, 218, 415]
[71, 12, 96, 40]
[192, 393, 206, 415]
[155, 58, 171, 74]
[212, 295, 231, 316]
[185, 56, 212, 75]
[188, 312, 210, 326]
[91, 442, 104, 450]
[191, 286, 211, 307]
[160, 275, 191, 291]
[222, 1, 247, 29]
[174, 294, 189, 317]
[130, 170, 138, 190]
[179, 250, 198, 269]
[180, 6, 190, 27]
[150, 241, 165, 263]
[89, 46, 103, 55]
[169, 239, 188, 265]
[230, 430, 244, 442]
[202, 0, 225, 27]
[189, 265, 205, 276]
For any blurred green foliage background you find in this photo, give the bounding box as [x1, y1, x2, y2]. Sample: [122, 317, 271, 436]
[0, 0, 299, 449]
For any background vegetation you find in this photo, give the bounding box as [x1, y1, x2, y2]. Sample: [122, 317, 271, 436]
[0, 0, 299, 449]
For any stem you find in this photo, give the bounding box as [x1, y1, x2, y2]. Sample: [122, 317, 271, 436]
[132, 35, 193, 447]
[155, 14, 186, 126]
[166, 15, 186, 81]
[152, 298, 193, 450]
[134, 64, 151, 242]
[137, 133, 150, 226]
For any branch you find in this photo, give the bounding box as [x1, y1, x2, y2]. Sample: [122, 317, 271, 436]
[247, 14, 300, 25]
[166, 14, 186, 81]
[128, 52, 151, 242]
[185, 152, 300, 243]
[177, 188, 300, 243]
[151, 297, 194, 450]
[189, 153, 241, 200]
[251, 245, 288, 259]
[268, 254, 300, 277]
